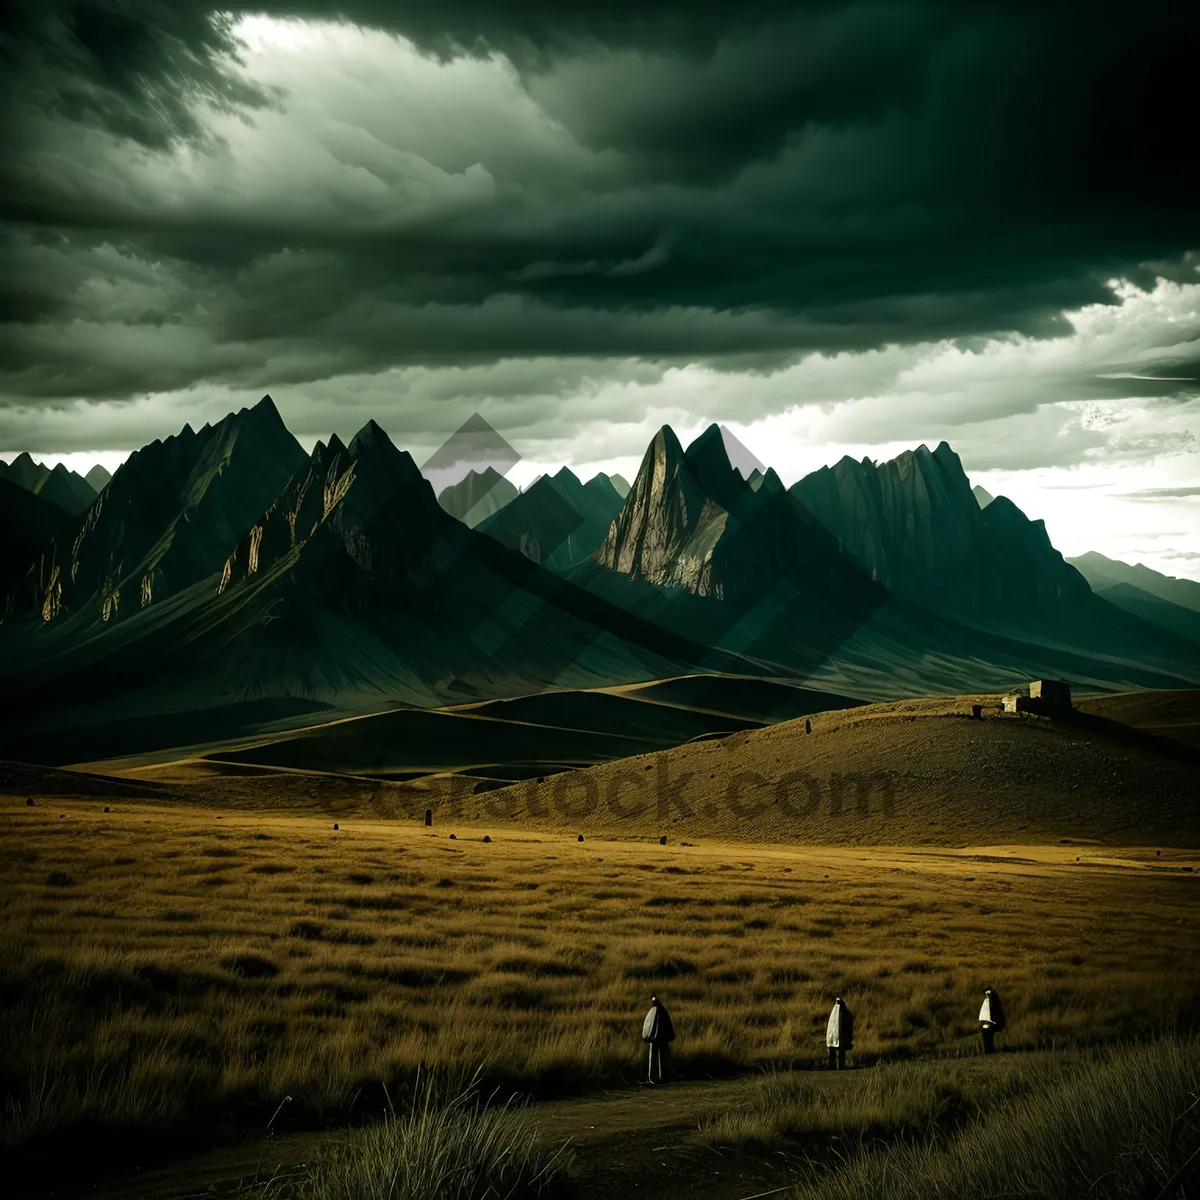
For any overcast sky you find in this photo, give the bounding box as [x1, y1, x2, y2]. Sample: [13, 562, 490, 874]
[2, 2, 1197, 578]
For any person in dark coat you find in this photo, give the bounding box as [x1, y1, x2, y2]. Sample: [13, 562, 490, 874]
[826, 996, 854, 1069]
[978, 988, 1005, 1053]
[641, 994, 675, 1083]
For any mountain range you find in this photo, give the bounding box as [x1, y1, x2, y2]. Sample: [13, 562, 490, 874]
[437, 467, 519, 527]
[0, 452, 104, 516]
[1068, 551, 1200, 644]
[477, 467, 626, 572]
[1, 397, 1197, 764]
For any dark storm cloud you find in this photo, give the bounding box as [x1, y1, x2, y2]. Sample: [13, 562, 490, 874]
[0, 1, 277, 151]
[0, 0, 1198, 416]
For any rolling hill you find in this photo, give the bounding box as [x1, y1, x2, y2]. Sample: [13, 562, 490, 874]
[416, 691, 1200, 845]
[147, 675, 864, 786]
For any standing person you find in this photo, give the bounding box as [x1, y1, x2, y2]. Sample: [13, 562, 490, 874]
[826, 995, 854, 1069]
[978, 988, 1005, 1053]
[641, 994, 676, 1084]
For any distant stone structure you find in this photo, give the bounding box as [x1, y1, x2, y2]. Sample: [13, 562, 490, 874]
[1002, 679, 1072, 717]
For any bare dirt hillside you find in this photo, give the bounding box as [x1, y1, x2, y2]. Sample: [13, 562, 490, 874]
[393, 693, 1200, 845]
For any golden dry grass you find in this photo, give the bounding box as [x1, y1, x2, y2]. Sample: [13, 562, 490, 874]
[369, 692, 1200, 845]
[787, 1037, 1200, 1199]
[3, 791, 1199, 1178]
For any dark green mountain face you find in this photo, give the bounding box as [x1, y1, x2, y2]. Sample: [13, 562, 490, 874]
[0, 418, 752, 750]
[0, 454, 96, 516]
[84, 465, 113, 493]
[437, 466, 519, 527]
[220, 418, 462, 614]
[1070, 552, 1200, 615]
[597, 423, 880, 607]
[0, 479, 75, 617]
[584, 423, 894, 692]
[789, 442, 1090, 618]
[34, 396, 307, 624]
[476, 466, 625, 571]
[2, 405, 1197, 768]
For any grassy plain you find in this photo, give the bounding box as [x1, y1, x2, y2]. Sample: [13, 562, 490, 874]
[3, 791, 1199, 1191]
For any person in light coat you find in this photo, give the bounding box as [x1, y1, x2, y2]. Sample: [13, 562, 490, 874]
[826, 996, 854, 1069]
[641, 994, 675, 1083]
[978, 987, 1005, 1053]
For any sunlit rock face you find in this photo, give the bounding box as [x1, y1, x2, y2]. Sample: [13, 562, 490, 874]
[219, 419, 457, 614]
[597, 424, 876, 605]
[36, 396, 306, 624]
[790, 442, 1090, 617]
[597, 425, 730, 596]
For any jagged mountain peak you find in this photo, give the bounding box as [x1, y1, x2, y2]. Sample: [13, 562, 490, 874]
[684, 422, 727, 458]
[475, 458, 626, 572]
[34, 402, 307, 624]
[790, 441, 1088, 617]
[346, 425, 429, 498]
[348, 418, 392, 452]
[649, 423, 688, 462]
[85, 464, 113, 492]
[596, 422, 870, 602]
[683, 423, 750, 509]
[252, 393, 282, 421]
[758, 467, 786, 496]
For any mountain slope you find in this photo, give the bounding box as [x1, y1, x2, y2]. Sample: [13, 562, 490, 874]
[0, 452, 50, 493]
[596, 424, 879, 605]
[477, 467, 625, 572]
[578, 423, 900, 687]
[33, 396, 307, 624]
[0, 422, 765, 760]
[1085, 582, 1200, 644]
[789, 443, 1090, 617]
[37, 463, 97, 515]
[437, 467, 519, 527]
[0, 479, 76, 616]
[578, 428, 1200, 697]
[596, 472, 631, 498]
[0, 454, 96, 515]
[434, 692, 1200, 845]
[85, 465, 113, 493]
[1069, 551, 1200, 614]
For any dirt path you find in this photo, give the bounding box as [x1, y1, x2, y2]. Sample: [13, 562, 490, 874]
[80, 1070, 852, 1200]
